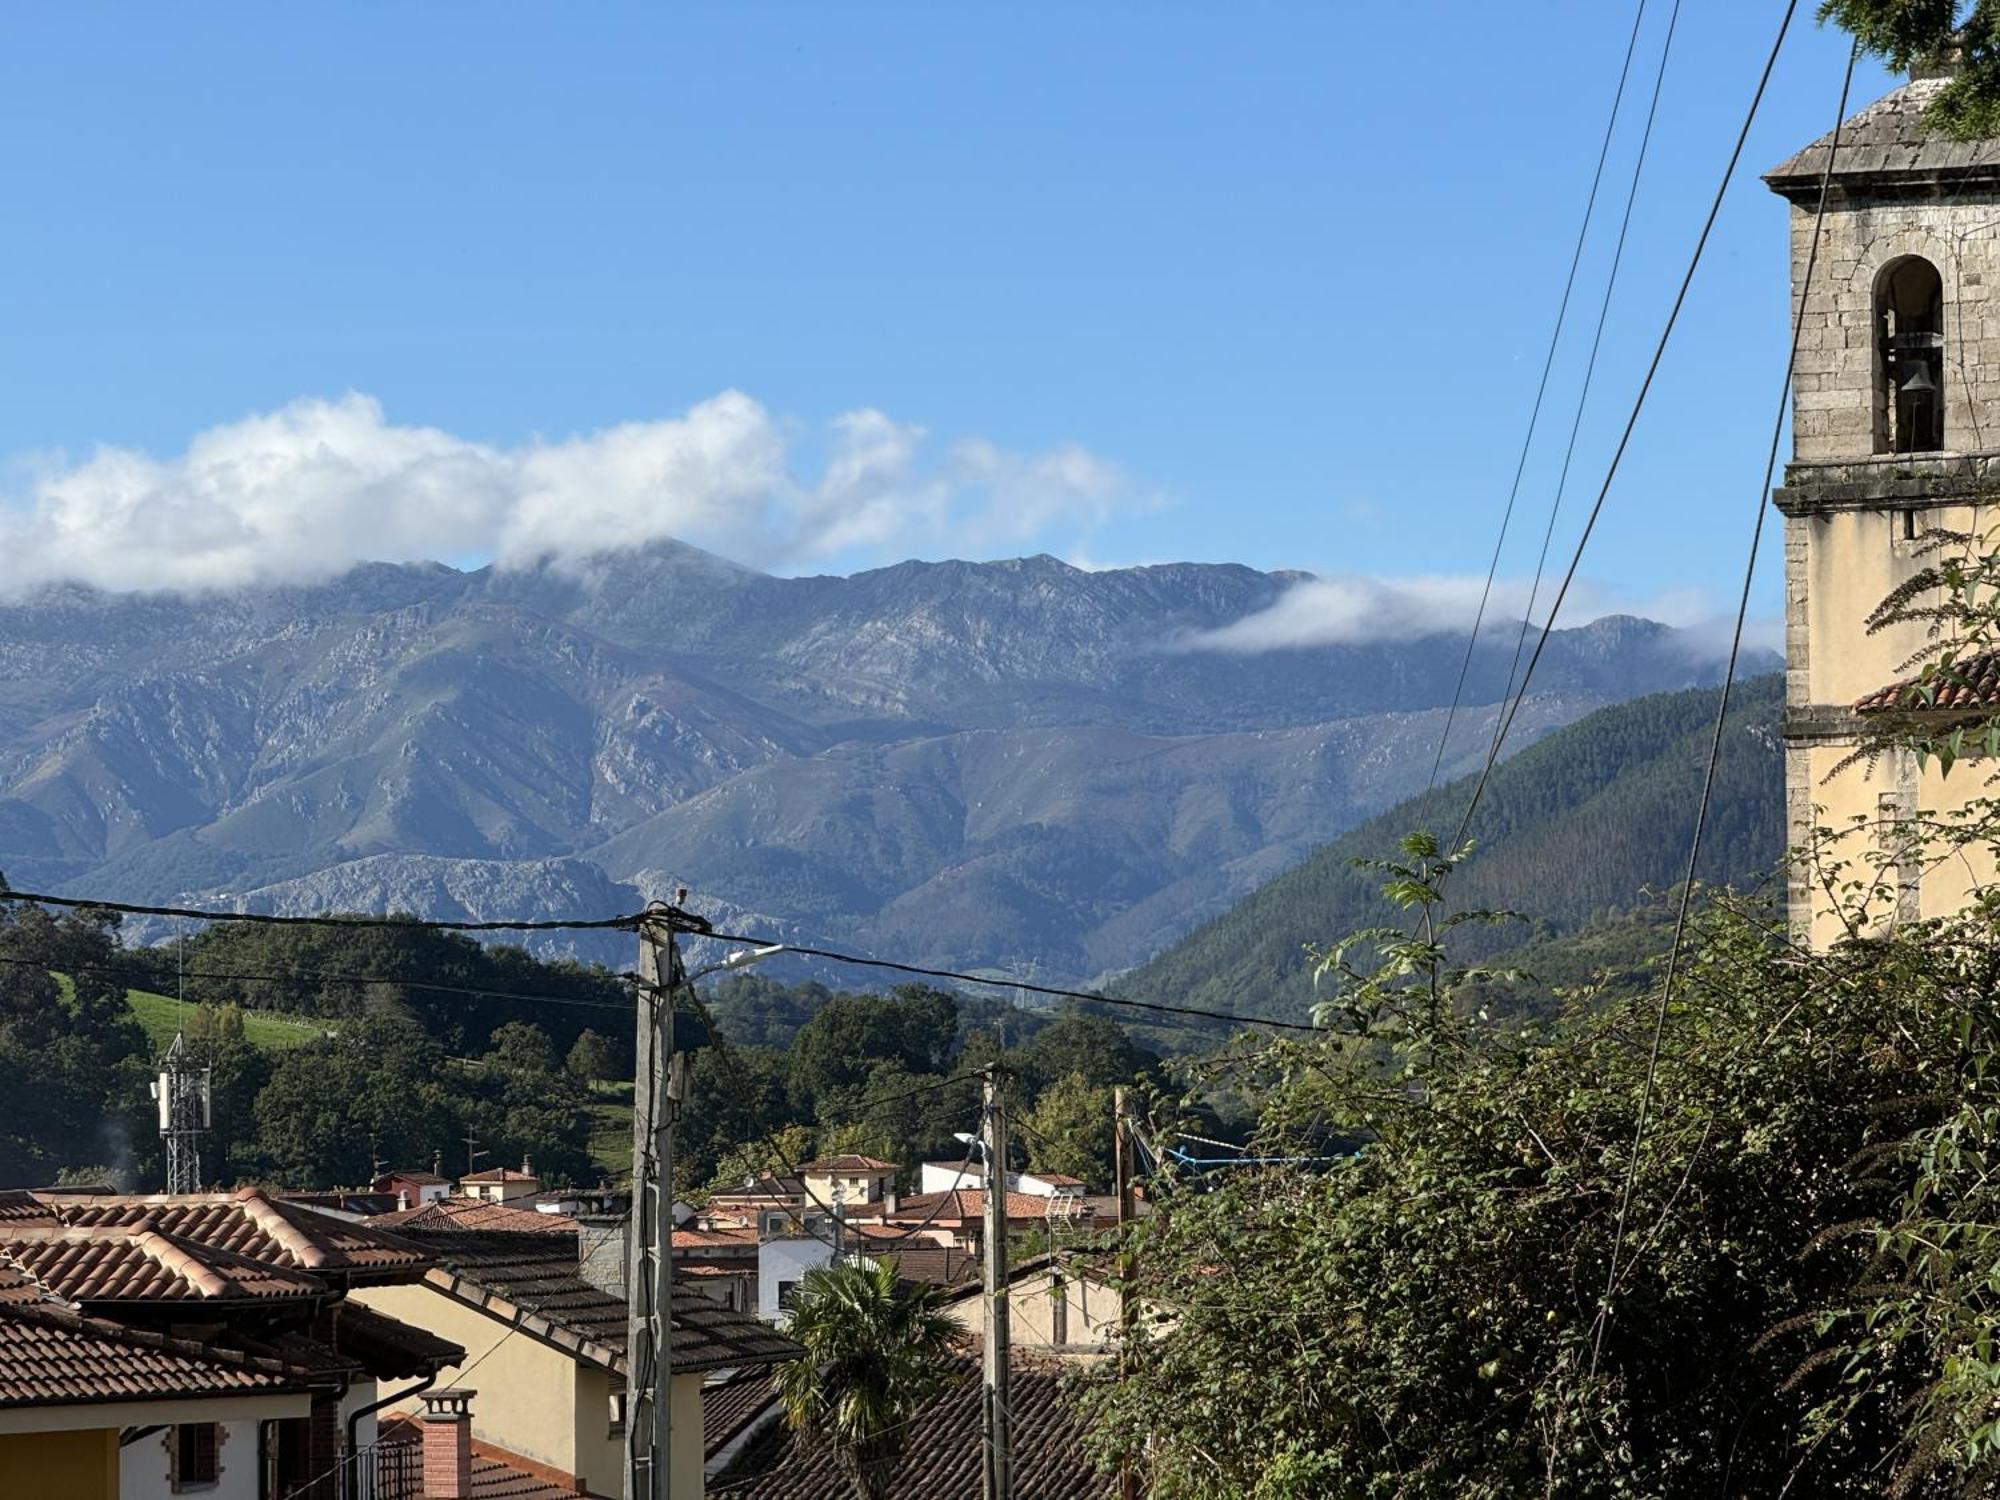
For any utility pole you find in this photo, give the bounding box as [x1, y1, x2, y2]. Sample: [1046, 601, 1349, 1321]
[627, 904, 681, 1500]
[981, 1067, 1013, 1500]
[1114, 1086, 1139, 1500]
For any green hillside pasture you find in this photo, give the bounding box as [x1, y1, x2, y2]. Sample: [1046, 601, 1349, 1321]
[124, 988, 328, 1054]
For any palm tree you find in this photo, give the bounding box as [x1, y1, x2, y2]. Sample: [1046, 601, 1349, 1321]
[773, 1257, 959, 1500]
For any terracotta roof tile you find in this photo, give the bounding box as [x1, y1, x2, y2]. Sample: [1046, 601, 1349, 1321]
[714, 1358, 1109, 1498]
[365, 1200, 578, 1236]
[43, 1189, 429, 1280]
[460, 1168, 539, 1184]
[795, 1155, 899, 1173]
[1856, 651, 2000, 716]
[0, 1225, 327, 1303]
[0, 1301, 322, 1408]
[886, 1190, 1097, 1224]
[378, 1418, 610, 1500]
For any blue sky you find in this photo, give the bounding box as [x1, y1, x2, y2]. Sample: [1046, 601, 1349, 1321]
[0, 5, 1887, 630]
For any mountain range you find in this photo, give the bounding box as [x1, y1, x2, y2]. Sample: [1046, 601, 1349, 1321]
[1121, 676, 1787, 1029]
[0, 541, 1771, 982]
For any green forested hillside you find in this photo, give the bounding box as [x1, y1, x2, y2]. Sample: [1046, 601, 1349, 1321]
[1121, 676, 1785, 1026]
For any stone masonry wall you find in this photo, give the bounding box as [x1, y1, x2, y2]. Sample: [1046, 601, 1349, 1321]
[1789, 191, 2000, 462]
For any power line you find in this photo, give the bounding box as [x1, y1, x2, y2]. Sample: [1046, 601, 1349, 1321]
[1495, 0, 1683, 728]
[0, 954, 636, 1016]
[0, 886, 658, 933]
[1427, 0, 1656, 793]
[679, 928, 1323, 1036]
[1588, 32, 1859, 1383]
[1450, 0, 1806, 857]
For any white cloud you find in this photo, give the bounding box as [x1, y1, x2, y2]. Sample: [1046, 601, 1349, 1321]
[0, 391, 1153, 596]
[1176, 573, 1779, 656]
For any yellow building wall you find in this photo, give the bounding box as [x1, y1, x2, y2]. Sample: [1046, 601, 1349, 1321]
[355, 1281, 590, 1479]
[0, 1428, 117, 1500]
[1790, 741, 1998, 948]
[1797, 502, 1992, 711]
[355, 1281, 711, 1499]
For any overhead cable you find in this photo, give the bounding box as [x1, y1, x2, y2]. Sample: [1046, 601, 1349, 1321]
[1588, 32, 1859, 1381]
[1427, 0, 1657, 793]
[1451, 0, 1805, 853]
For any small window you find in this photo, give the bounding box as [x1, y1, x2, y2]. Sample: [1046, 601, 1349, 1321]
[1875, 256, 1945, 454]
[173, 1423, 219, 1491]
[778, 1279, 801, 1309]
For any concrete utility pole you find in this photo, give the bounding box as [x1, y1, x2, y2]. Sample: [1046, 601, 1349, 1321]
[981, 1067, 1013, 1500]
[1114, 1086, 1139, 1500]
[627, 905, 681, 1500]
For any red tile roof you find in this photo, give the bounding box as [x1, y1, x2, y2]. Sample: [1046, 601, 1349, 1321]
[713, 1357, 1109, 1498]
[365, 1200, 577, 1236]
[1856, 651, 2000, 715]
[460, 1168, 539, 1184]
[0, 1301, 324, 1408]
[378, 1417, 611, 1500]
[48, 1189, 430, 1278]
[796, 1155, 899, 1173]
[887, 1190, 1096, 1224]
[672, 1225, 757, 1250]
[0, 1226, 327, 1303]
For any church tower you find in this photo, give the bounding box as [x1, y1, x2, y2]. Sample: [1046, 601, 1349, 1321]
[1767, 70, 2000, 945]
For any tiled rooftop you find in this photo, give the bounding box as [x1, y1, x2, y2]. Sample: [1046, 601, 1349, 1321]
[0, 1225, 328, 1303]
[48, 1188, 429, 1278]
[366, 1199, 578, 1236]
[887, 1189, 1097, 1224]
[409, 1228, 803, 1375]
[870, 1246, 980, 1288]
[702, 1367, 777, 1456]
[796, 1155, 899, 1173]
[0, 1301, 321, 1408]
[1766, 76, 2000, 193]
[713, 1357, 1110, 1498]
[378, 1416, 611, 1500]
[460, 1168, 539, 1184]
[1855, 651, 2000, 716]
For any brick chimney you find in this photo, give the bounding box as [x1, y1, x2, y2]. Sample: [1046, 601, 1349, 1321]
[421, 1388, 476, 1500]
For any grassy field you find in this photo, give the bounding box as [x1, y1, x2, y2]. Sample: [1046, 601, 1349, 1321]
[586, 1079, 633, 1182]
[124, 988, 328, 1054]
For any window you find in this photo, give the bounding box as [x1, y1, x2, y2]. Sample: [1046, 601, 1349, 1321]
[778, 1279, 801, 1309]
[1875, 256, 1945, 454]
[172, 1422, 219, 1491]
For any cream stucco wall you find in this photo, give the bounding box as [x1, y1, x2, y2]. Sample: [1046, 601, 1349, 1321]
[353, 1279, 706, 1499]
[1789, 740, 1998, 948]
[945, 1267, 1120, 1352]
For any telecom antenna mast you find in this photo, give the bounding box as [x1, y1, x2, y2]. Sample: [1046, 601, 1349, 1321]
[153, 1032, 211, 1194]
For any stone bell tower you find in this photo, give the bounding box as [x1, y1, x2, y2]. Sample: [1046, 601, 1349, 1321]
[1767, 70, 2000, 945]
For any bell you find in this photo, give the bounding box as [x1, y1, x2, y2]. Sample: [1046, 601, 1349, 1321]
[1898, 357, 1938, 399]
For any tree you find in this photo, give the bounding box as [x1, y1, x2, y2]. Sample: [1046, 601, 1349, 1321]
[1824, 2, 2000, 138]
[772, 1259, 957, 1500]
[566, 1028, 616, 1082]
[1083, 840, 1973, 1497]
[1014, 1012, 1156, 1095]
[787, 988, 958, 1114]
[1017, 1071, 1112, 1189]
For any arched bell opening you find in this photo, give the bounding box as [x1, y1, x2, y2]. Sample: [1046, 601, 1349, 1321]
[1874, 255, 1945, 454]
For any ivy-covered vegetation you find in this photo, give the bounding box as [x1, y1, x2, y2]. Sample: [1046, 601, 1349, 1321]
[1085, 834, 2000, 1495]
